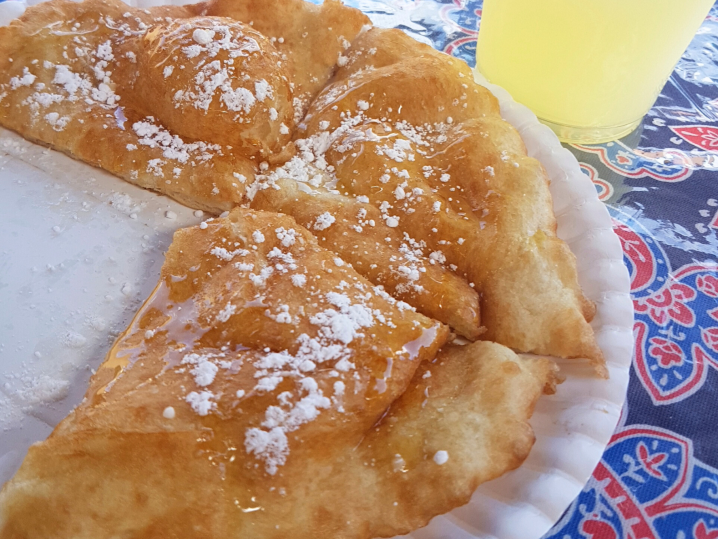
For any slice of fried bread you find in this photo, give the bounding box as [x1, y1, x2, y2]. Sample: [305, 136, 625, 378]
[0, 208, 451, 538]
[0, 0, 300, 213]
[289, 27, 606, 374]
[0, 0, 603, 536]
[0, 0, 366, 211]
[250, 167, 483, 339]
[334, 341, 559, 538]
[0, 229, 556, 537]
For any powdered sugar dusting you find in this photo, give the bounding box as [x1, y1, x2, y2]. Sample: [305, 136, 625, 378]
[162, 216, 429, 476]
[313, 212, 335, 231]
[186, 390, 215, 416]
[132, 118, 222, 166]
[168, 22, 282, 123]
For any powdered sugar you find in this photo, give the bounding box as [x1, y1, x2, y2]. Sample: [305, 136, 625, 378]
[275, 227, 298, 247]
[146, 158, 165, 177]
[244, 428, 289, 475]
[313, 212, 335, 231]
[216, 302, 237, 322]
[310, 292, 374, 344]
[132, 118, 222, 165]
[186, 390, 215, 416]
[433, 450, 449, 465]
[192, 28, 215, 45]
[182, 352, 220, 387]
[254, 79, 272, 102]
[44, 112, 70, 131]
[11, 58, 120, 130]
[108, 192, 146, 216]
[9, 67, 35, 89]
[170, 22, 276, 119]
[221, 85, 257, 113]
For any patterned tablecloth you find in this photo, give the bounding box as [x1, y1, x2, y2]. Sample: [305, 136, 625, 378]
[330, 1, 718, 537]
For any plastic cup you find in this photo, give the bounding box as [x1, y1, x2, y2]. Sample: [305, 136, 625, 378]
[476, 0, 714, 144]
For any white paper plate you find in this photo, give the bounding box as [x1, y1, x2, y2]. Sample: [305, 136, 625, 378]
[0, 2, 634, 537]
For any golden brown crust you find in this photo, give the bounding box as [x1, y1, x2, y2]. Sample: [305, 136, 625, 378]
[0, 208, 452, 539]
[200, 0, 371, 116]
[434, 118, 605, 370]
[291, 27, 605, 373]
[116, 17, 295, 156]
[0, 0, 294, 213]
[345, 342, 559, 538]
[0, 332, 556, 539]
[250, 175, 484, 339]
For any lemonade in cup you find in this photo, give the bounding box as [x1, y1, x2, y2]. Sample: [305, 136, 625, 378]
[476, 0, 715, 144]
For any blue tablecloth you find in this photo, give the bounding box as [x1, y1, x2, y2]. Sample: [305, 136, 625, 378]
[336, 1, 718, 537]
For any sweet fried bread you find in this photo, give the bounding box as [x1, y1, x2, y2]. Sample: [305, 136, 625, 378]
[0, 212, 556, 538]
[434, 118, 600, 358]
[288, 26, 605, 372]
[0, 0, 604, 369]
[113, 17, 295, 157]
[250, 169, 483, 339]
[200, 0, 371, 118]
[86, 208, 449, 445]
[339, 341, 560, 538]
[0, 208, 456, 538]
[0, 0, 297, 213]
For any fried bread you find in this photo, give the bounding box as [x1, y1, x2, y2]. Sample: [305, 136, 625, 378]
[0, 0, 607, 535]
[0, 210, 556, 538]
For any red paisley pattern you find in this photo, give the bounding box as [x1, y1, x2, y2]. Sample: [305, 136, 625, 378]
[581, 520, 618, 539]
[670, 125, 718, 151]
[581, 163, 614, 201]
[637, 441, 668, 479]
[697, 275, 718, 298]
[701, 328, 718, 354]
[695, 521, 718, 539]
[635, 282, 697, 327]
[613, 221, 654, 292]
[648, 337, 685, 368]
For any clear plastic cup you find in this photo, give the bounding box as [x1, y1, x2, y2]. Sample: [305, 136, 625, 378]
[476, 0, 714, 144]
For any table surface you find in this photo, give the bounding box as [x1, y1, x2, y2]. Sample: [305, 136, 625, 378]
[333, 1, 718, 537]
[1, 0, 717, 537]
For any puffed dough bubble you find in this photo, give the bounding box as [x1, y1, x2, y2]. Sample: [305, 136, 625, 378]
[125, 17, 295, 157]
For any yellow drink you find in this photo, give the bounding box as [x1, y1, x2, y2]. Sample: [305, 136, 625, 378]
[477, 0, 714, 143]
